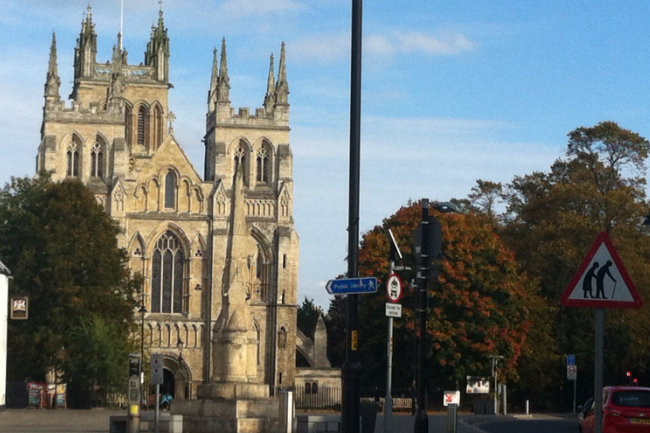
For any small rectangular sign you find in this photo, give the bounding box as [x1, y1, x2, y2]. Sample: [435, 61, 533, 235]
[567, 354, 575, 366]
[567, 365, 577, 381]
[466, 376, 490, 394]
[326, 277, 377, 295]
[151, 353, 164, 385]
[385, 303, 402, 318]
[443, 390, 461, 406]
[10, 296, 28, 320]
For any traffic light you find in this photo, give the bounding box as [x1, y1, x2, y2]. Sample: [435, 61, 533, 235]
[634, 378, 639, 386]
[627, 371, 633, 385]
[129, 353, 141, 378]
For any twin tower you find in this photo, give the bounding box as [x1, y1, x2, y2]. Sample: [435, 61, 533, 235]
[36, 5, 300, 401]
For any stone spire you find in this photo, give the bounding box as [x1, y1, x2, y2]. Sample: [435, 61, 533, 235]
[263, 54, 275, 109]
[208, 48, 219, 111]
[145, 8, 170, 82]
[211, 164, 259, 383]
[274, 42, 289, 105]
[216, 38, 231, 103]
[45, 33, 61, 101]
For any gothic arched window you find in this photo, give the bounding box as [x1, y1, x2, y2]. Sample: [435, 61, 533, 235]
[125, 105, 132, 147]
[234, 141, 248, 185]
[90, 140, 103, 178]
[153, 105, 164, 151]
[66, 136, 81, 178]
[165, 171, 176, 209]
[256, 142, 271, 184]
[151, 230, 185, 314]
[137, 105, 147, 146]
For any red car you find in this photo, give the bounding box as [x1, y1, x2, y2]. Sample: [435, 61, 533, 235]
[580, 386, 650, 433]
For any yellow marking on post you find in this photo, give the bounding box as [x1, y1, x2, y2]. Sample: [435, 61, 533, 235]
[352, 330, 358, 351]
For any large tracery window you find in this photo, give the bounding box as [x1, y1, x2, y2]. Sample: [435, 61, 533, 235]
[256, 144, 270, 184]
[66, 137, 80, 177]
[90, 141, 103, 178]
[151, 230, 185, 314]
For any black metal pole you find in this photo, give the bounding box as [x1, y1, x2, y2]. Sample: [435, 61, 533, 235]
[414, 199, 429, 433]
[342, 0, 363, 432]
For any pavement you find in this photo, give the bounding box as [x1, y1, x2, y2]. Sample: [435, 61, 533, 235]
[0, 407, 571, 433]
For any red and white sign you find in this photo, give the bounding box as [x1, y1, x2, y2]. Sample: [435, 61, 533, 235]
[443, 390, 460, 406]
[567, 365, 577, 381]
[560, 232, 642, 309]
[386, 273, 403, 303]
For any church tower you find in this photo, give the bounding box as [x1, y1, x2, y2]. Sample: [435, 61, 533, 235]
[203, 38, 299, 391]
[34, 6, 300, 399]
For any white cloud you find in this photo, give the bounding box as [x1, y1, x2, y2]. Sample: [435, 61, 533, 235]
[393, 31, 476, 55]
[289, 29, 476, 65]
[220, 0, 304, 19]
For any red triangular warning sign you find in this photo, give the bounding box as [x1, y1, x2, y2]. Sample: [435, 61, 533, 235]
[561, 232, 642, 309]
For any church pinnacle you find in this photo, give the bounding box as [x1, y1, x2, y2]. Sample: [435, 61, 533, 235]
[72, 4, 97, 83]
[145, 7, 170, 82]
[274, 42, 289, 105]
[45, 32, 61, 101]
[263, 54, 275, 109]
[216, 38, 231, 103]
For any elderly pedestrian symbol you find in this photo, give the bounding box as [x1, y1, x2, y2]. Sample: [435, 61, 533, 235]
[561, 232, 642, 309]
[582, 260, 617, 299]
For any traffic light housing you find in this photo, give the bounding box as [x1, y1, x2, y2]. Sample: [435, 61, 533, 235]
[129, 353, 142, 378]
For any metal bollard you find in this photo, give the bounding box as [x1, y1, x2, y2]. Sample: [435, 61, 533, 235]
[447, 403, 458, 433]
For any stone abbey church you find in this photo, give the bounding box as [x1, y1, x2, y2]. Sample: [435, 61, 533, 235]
[35, 6, 333, 400]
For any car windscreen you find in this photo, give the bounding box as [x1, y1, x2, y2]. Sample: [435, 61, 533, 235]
[612, 391, 650, 408]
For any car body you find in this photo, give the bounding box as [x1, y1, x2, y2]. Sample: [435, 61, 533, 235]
[579, 397, 595, 432]
[580, 386, 650, 433]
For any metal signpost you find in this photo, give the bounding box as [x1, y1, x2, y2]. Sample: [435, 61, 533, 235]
[561, 232, 643, 433]
[567, 355, 577, 413]
[384, 268, 402, 433]
[151, 353, 164, 433]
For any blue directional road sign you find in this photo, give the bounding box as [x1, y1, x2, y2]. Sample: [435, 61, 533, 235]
[326, 277, 378, 295]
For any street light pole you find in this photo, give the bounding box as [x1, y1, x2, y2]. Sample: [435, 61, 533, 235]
[342, 0, 363, 432]
[414, 199, 430, 433]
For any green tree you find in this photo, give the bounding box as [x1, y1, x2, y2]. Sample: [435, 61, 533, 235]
[493, 121, 650, 408]
[297, 297, 323, 338]
[0, 175, 138, 406]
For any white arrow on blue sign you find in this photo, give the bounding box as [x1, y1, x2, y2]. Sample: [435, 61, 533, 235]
[326, 277, 378, 295]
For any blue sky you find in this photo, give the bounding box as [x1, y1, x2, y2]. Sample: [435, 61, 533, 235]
[2, 1, 650, 309]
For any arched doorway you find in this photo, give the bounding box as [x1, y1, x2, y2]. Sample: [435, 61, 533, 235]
[155, 355, 191, 401]
[162, 368, 176, 397]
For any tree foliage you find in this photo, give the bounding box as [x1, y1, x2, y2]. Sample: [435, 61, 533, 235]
[297, 297, 323, 338]
[480, 121, 650, 408]
[0, 175, 138, 404]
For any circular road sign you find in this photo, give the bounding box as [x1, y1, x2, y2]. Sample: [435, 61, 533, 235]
[386, 273, 403, 303]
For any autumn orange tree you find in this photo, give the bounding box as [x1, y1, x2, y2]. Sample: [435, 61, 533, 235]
[332, 200, 543, 400]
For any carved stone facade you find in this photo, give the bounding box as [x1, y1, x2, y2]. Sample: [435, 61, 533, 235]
[36, 6, 299, 399]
